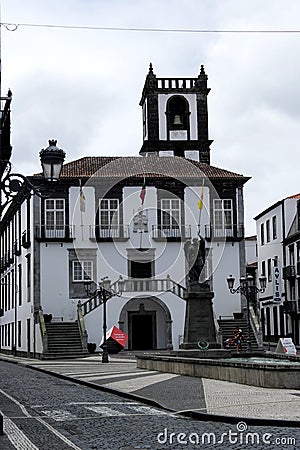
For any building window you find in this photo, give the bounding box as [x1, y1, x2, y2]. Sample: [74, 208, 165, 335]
[272, 216, 277, 240]
[72, 260, 93, 282]
[273, 256, 278, 267]
[99, 199, 119, 237]
[289, 245, 295, 266]
[267, 258, 272, 282]
[45, 199, 65, 238]
[26, 254, 31, 303]
[161, 199, 180, 231]
[260, 223, 265, 246]
[266, 220, 270, 243]
[262, 260, 266, 277]
[18, 321, 22, 348]
[213, 199, 233, 236]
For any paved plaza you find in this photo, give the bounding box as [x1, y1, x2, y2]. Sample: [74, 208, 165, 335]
[0, 352, 299, 424]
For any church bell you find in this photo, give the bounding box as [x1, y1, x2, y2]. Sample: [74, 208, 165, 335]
[173, 115, 182, 125]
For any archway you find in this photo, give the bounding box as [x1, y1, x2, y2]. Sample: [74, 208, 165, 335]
[118, 296, 173, 350]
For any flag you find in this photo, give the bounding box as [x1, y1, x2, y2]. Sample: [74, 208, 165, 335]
[140, 177, 146, 205]
[198, 179, 204, 210]
[79, 179, 86, 212]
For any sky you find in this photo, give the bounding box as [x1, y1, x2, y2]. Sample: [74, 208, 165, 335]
[1, 0, 300, 235]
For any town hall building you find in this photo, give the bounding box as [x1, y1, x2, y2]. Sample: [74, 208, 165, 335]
[0, 65, 251, 357]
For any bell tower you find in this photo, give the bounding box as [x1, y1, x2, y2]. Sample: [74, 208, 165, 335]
[139, 64, 213, 164]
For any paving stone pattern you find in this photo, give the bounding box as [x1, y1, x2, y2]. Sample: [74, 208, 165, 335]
[0, 355, 299, 449]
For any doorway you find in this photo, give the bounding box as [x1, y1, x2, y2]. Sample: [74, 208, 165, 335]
[128, 309, 156, 350]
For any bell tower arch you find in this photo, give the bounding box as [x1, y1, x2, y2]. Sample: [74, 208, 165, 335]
[139, 63, 213, 164]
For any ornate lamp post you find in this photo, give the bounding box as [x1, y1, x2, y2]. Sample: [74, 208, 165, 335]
[0, 139, 65, 213]
[84, 277, 124, 363]
[226, 274, 266, 353]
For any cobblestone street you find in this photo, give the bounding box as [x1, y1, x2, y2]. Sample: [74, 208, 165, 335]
[0, 360, 299, 449]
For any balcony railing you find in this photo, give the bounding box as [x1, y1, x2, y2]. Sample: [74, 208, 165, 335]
[35, 225, 75, 240]
[282, 265, 296, 279]
[151, 225, 191, 240]
[204, 224, 244, 240]
[89, 225, 129, 240]
[111, 276, 187, 299]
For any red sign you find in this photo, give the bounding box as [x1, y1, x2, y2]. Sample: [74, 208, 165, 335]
[99, 326, 128, 353]
[110, 326, 128, 347]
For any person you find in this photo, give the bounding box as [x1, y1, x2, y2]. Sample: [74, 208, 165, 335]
[233, 327, 244, 352]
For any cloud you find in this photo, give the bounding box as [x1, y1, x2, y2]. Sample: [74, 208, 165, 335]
[2, 0, 300, 234]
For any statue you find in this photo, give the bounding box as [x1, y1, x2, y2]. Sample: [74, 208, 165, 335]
[133, 209, 148, 233]
[184, 237, 206, 285]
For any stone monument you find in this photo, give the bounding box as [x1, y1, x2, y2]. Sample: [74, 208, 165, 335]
[181, 236, 220, 349]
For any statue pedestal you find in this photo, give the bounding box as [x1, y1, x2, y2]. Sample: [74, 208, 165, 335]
[181, 283, 221, 350]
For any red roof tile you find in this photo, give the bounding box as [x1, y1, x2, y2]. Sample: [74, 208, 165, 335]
[58, 156, 250, 182]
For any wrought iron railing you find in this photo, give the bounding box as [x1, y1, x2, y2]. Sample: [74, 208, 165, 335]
[35, 225, 75, 240]
[204, 224, 244, 239]
[152, 225, 191, 240]
[89, 225, 129, 240]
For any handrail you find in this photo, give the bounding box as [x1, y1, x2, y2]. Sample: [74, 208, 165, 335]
[77, 301, 88, 350]
[249, 305, 263, 347]
[38, 307, 48, 353]
[38, 308, 47, 337]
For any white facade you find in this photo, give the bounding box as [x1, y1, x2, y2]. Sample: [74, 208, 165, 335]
[255, 195, 300, 344]
[0, 163, 247, 356]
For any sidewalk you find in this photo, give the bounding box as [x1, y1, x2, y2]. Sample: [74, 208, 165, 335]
[1, 352, 300, 425]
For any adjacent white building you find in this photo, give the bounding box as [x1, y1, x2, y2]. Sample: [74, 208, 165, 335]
[0, 65, 250, 357]
[254, 194, 300, 345]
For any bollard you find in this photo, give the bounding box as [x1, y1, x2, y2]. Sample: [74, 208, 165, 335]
[0, 413, 3, 436]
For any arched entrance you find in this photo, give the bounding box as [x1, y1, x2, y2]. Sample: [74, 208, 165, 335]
[118, 296, 173, 350]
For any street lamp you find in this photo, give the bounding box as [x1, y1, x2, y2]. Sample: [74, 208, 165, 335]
[84, 276, 124, 363]
[226, 273, 266, 353]
[0, 139, 66, 213]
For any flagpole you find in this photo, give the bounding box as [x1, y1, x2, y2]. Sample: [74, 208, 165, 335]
[197, 179, 204, 237]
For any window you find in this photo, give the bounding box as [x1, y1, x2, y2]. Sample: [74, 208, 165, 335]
[261, 261, 266, 277]
[213, 199, 233, 237]
[260, 223, 265, 245]
[266, 220, 270, 243]
[26, 254, 31, 303]
[272, 216, 277, 240]
[99, 199, 119, 237]
[160, 199, 181, 237]
[45, 199, 65, 238]
[273, 256, 278, 267]
[267, 258, 272, 282]
[289, 245, 295, 266]
[72, 260, 93, 282]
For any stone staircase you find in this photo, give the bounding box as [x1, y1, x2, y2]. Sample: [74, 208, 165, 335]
[43, 321, 89, 359]
[218, 316, 260, 351]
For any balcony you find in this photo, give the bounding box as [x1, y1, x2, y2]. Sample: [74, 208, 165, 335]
[89, 225, 129, 241]
[35, 225, 75, 241]
[204, 224, 244, 240]
[282, 265, 296, 279]
[151, 225, 191, 241]
[111, 277, 187, 299]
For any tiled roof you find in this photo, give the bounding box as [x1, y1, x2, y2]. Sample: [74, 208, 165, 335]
[286, 193, 300, 199]
[59, 156, 250, 182]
